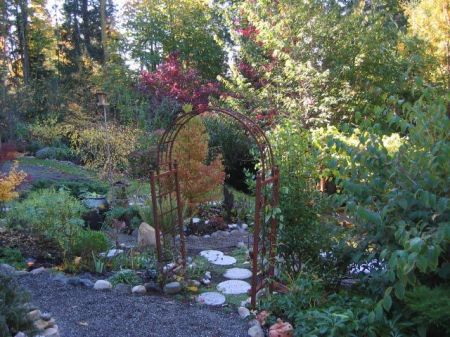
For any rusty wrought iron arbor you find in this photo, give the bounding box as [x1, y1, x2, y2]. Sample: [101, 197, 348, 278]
[149, 107, 279, 308]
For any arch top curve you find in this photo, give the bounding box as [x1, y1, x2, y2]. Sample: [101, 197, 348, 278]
[156, 107, 276, 178]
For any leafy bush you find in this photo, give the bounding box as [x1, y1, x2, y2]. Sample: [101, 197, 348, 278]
[108, 269, 141, 286]
[70, 124, 142, 179]
[268, 120, 337, 276]
[6, 189, 86, 257]
[105, 206, 142, 230]
[70, 230, 110, 263]
[263, 274, 405, 337]
[28, 117, 66, 147]
[405, 285, 450, 333]
[0, 248, 26, 270]
[0, 275, 34, 337]
[326, 88, 450, 336]
[35, 146, 78, 162]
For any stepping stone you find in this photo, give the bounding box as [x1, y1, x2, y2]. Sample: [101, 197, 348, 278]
[209, 255, 237, 266]
[224, 268, 252, 280]
[197, 292, 226, 306]
[217, 280, 251, 295]
[200, 250, 224, 262]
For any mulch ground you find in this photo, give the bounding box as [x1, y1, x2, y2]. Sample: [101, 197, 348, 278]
[0, 230, 63, 267]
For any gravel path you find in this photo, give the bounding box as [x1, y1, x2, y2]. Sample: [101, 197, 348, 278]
[18, 273, 248, 337]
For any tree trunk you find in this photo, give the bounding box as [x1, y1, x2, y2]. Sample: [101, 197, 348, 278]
[18, 0, 30, 85]
[81, 0, 91, 54]
[1, 0, 12, 141]
[100, 0, 107, 64]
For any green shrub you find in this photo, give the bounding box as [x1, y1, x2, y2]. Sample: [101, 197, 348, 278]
[268, 120, 338, 276]
[327, 88, 450, 335]
[263, 275, 404, 337]
[108, 269, 141, 286]
[0, 275, 34, 337]
[35, 146, 78, 162]
[105, 206, 142, 230]
[0, 248, 26, 270]
[6, 189, 86, 257]
[405, 286, 450, 334]
[71, 230, 110, 262]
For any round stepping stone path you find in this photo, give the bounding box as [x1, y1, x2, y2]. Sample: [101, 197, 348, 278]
[200, 250, 224, 262]
[200, 250, 237, 266]
[197, 292, 226, 306]
[210, 255, 237, 266]
[217, 280, 251, 295]
[223, 268, 252, 280]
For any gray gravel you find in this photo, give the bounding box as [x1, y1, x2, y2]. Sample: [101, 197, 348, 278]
[18, 272, 248, 337]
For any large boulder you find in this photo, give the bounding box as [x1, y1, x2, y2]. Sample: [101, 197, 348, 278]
[137, 222, 156, 249]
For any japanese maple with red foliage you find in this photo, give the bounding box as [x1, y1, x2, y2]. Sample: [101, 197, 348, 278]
[140, 53, 220, 113]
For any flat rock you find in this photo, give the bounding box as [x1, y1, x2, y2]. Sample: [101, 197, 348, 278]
[238, 306, 251, 319]
[144, 281, 161, 293]
[67, 277, 83, 286]
[30, 267, 46, 275]
[27, 309, 42, 321]
[224, 268, 252, 280]
[164, 281, 182, 295]
[40, 312, 52, 321]
[14, 333, 27, 337]
[197, 292, 226, 306]
[200, 250, 224, 262]
[132, 285, 147, 294]
[248, 324, 264, 337]
[93, 280, 112, 290]
[106, 249, 123, 258]
[217, 280, 251, 295]
[51, 274, 68, 285]
[42, 327, 59, 337]
[34, 318, 51, 330]
[79, 278, 94, 288]
[210, 255, 237, 266]
[114, 283, 131, 294]
[237, 241, 247, 249]
[0, 263, 17, 276]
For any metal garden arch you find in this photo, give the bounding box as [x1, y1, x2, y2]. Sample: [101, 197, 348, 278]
[149, 107, 279, 308]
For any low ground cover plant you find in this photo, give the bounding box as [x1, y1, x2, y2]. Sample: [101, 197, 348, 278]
[0, 275, 34, 337]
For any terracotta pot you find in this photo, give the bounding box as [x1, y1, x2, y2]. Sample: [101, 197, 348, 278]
[269, 319, 293, 337]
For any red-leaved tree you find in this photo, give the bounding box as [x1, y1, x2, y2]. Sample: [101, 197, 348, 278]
[140, 53, 220, 113]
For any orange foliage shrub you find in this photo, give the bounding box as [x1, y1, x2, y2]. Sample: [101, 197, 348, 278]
[173, 116, 225, 212]
[0, 162, 27, 202]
